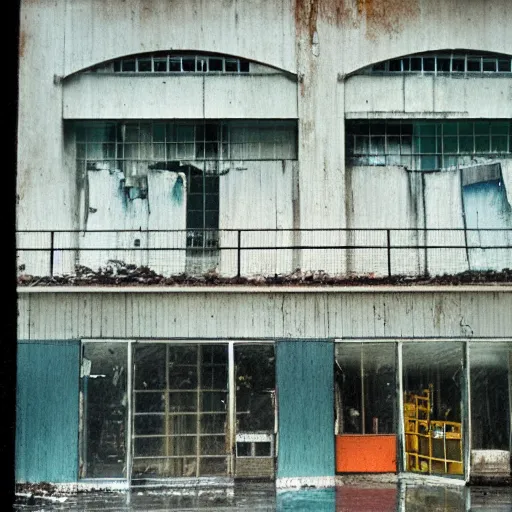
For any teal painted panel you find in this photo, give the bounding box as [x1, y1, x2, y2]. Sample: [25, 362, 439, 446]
[277, 488, 336, 511]
[276, 340, 334, 478]
[16, 341, 80, 483]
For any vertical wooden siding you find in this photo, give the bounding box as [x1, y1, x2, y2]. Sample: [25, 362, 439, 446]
[276, 340, 334, 478]
[16, 341, 80, 483]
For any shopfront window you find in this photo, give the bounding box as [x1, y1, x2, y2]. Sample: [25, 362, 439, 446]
[334, 343, 397, 473]
[80, 342, 128, 479]
[402, 342, 464, 476]
[470, 342, 511, 477]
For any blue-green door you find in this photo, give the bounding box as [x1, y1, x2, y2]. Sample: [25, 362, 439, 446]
[16, 341, 80, 483]
[276, 340, 334, 479]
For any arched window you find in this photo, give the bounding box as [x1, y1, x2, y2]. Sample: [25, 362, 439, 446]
[88, 52, 251, 74]
[356, 50, 512, 76]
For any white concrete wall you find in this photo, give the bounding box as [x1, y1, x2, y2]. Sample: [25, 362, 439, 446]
[346, 164, 512, 277]
[16, 288, 512, 341]
[346, 166, 425, 276]
[63, 73, 298, 119]
[77, 168, 187, 276]
[18, 0, 512, 258]
[345, 75, 512, 118]
[219, 161, 295, 276]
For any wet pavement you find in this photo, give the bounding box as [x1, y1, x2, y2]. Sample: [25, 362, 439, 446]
[12, 481, 512, 511]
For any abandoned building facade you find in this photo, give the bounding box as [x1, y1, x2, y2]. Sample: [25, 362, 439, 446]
[16, 0, 512, 491]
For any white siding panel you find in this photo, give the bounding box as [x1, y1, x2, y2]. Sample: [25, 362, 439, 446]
[204, 75, 298, 119]
[344, 76, 404, 113]
[404, 75, 435, 113]
[17, 290, 512, 341]
[424, 171, 468, 276]
[345, 76, 512, 118]
[219, 161, 294, 277]
[63, 75, 204, 119]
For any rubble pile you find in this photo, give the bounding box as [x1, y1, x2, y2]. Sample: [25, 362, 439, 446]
[16, 262, 512, 287]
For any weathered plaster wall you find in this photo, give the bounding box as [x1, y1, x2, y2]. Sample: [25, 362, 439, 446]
[18, 0, 512, 236]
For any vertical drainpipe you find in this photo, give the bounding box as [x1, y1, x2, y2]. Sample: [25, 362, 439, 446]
[228, 342, 236, 477]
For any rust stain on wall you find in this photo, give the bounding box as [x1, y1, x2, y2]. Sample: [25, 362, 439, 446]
[295, 0, 420, 37]
[355, 0, 419, 35]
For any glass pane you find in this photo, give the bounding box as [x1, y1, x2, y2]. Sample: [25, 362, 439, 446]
[491, 136, 508, 152]
[235, 345, 276, 433]
[470, 343, 511, 451]
[132, 343, 229, 478]
[80, 342, 128, 479]
[437, 58, 450, 72]
[498, 59, 511, 72]
[225, 59, 238, 72]
[169, 58, 181, 72]
[209, 58, 223, 71]
[154, 58, 167, 72]
[402, 342, 464, 476]
[411, 57, 422, 72]
[138, 58, 152, 72]
[423, 57, 435, 72]
[483, 59, 496, 72]
[182, 58, 195, 72]
[122, 59, 136, 72]
[134, 344, 166, 389]
[467, 58, 481, 72]
[443, 137, 458, 153]
[452, 57, 465, 72]
[335, 343, 396, 435]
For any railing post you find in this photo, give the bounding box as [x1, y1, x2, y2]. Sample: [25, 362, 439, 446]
[387, 229, 391, 277]
[50, 231, 55, 277]
[237, 230, 241, 278]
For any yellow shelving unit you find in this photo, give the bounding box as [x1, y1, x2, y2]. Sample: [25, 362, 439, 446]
[404, 387, 463, 475]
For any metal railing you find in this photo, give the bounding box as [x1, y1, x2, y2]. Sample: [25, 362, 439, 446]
[16, 228, 512, 280]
